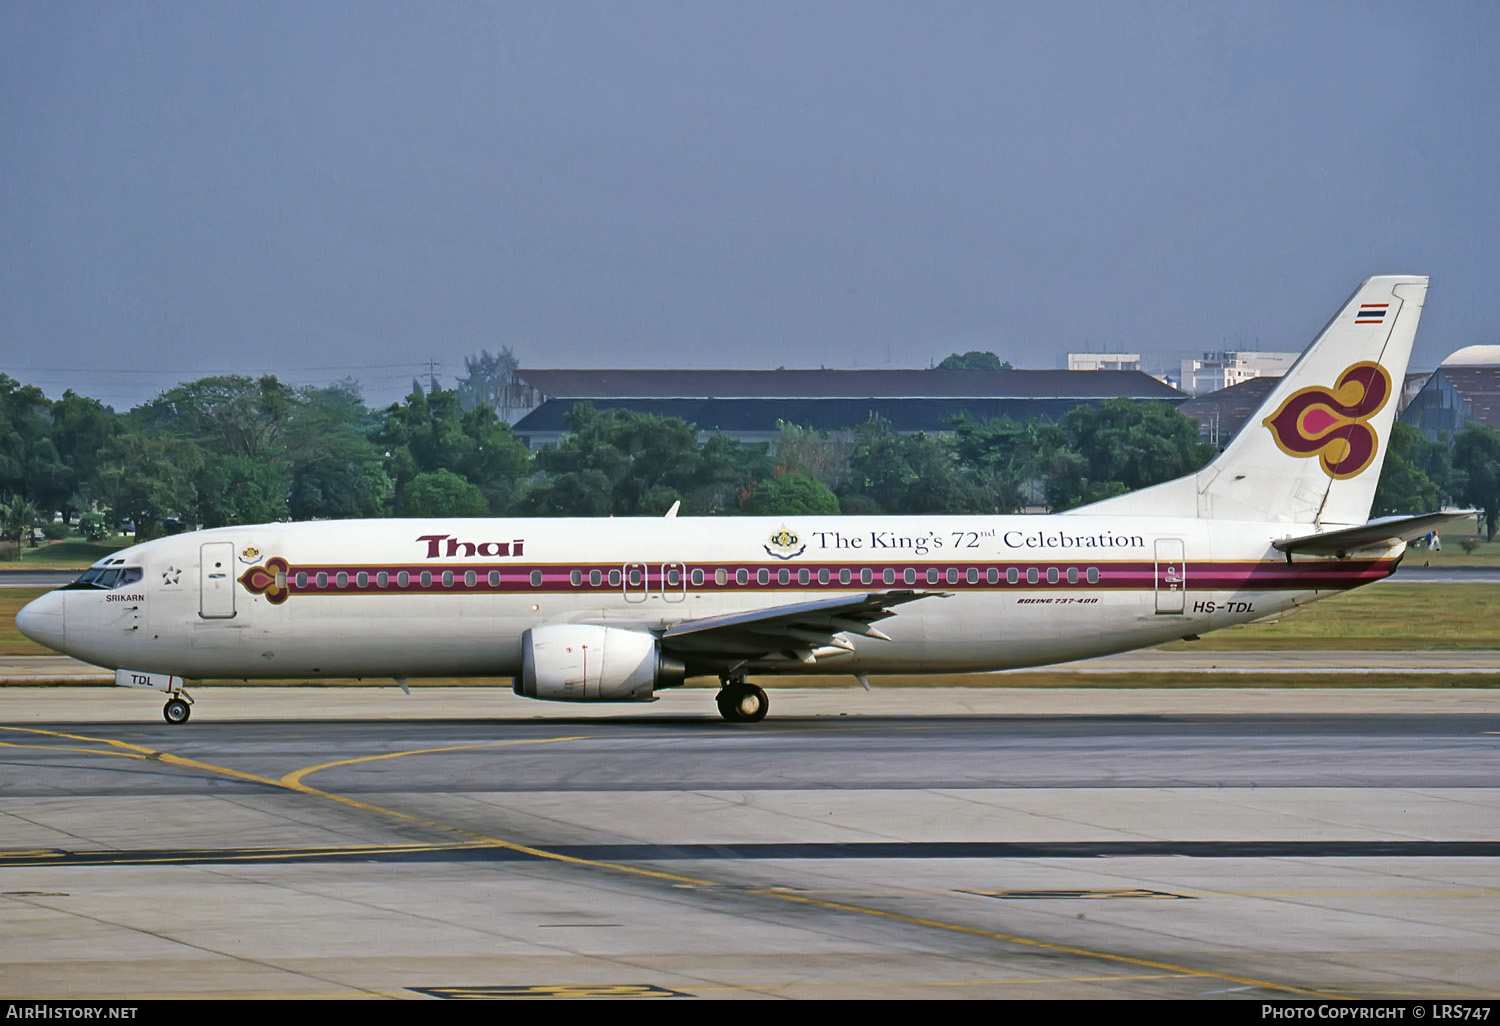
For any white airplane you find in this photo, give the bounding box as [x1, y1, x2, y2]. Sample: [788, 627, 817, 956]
[17, 275, 1467, 724]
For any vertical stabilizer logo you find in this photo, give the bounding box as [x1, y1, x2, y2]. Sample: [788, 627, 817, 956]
[1261, 362, 1391, 479]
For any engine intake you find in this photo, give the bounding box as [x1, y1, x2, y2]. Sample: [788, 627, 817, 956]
[515, 625, 685, 702]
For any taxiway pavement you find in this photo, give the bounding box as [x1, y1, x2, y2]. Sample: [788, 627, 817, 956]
[1, 685, 1498, 1000]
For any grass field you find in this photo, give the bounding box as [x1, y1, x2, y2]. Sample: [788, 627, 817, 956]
[1, 537, 135, 568]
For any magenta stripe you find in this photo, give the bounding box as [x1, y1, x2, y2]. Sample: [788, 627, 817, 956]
[266, 557, 1397, 597]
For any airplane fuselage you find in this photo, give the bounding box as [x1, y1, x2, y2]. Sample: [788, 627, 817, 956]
[27, 513, 1398, 683]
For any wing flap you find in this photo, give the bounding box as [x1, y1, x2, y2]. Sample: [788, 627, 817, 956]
[659, 590, 945, 668]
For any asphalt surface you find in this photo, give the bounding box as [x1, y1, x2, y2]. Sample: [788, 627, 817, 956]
[2, 687, 1498, 999]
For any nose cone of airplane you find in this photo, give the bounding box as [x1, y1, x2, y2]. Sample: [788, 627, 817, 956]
[16, 592, 66, 652]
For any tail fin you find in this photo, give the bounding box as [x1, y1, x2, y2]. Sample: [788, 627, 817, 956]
[1071, 275, 1428, 525]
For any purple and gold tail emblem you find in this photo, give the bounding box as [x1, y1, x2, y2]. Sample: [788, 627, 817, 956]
[239, 557, 291, 604]
[1262, 362, 1391, 479]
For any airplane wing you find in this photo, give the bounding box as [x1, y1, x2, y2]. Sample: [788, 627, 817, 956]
[1273, 510, 1478, 557]
[658, 590, 946, 670]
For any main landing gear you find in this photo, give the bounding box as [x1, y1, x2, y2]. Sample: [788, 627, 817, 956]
[716, 677, 768, 723]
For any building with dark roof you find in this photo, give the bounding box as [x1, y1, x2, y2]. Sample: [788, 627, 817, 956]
[510, 368, 1186, 447]
[1402, 366, 1500, 435]
[1175, 376, 1281, 448]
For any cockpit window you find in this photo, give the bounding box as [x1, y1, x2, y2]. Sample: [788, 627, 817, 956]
[62, 566, 144, 591]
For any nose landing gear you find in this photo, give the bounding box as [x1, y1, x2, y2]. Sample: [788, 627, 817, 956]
[716, 677, 768, 723]
[162, 691, 193, 724]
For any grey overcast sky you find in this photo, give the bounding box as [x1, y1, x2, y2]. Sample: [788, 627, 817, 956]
[3, 1, 1498, 408]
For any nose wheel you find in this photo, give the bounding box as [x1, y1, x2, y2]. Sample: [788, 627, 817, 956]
[716, 679, 768, 723]
[163, 694, 193, 724]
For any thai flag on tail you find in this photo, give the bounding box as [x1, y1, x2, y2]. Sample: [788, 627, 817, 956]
[1355, 303, 1388, 324]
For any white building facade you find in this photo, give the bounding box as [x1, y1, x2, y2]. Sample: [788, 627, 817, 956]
[1179, 351, 1299, 396]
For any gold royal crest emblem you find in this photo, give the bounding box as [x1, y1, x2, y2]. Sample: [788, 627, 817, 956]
[764, 525, 805, 560]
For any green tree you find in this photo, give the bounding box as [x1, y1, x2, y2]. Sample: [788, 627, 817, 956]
[0, 497, 41, 557]
[396, 469, 490, 517]
[949, 414, 1045, 513]
[0, 375, 68, 516]
[1373, 422, 1450, 516]
[376, 385, 531, 514]
[768, 422, 853, 491]
[524, 404, 703, 516]
[285, 382, 391, 519]
[455, 347, 527, 421]
[685, 432, 774, 514]
[130, 374, 395, 524]
[193, 454, 292, 528]
[1453, 424, 1500, 539]
[49, 391, 122, 522]
[94, 434, 204, 541]
[289, 433, 392, 520]
[937, 351, 1012, 371]
[1048, 400, 1214, 510]
[838, 416, 985, 514]
[742, 470, 841, 515]
[77, 510, 110, 542]
[135, 375, 300, 461]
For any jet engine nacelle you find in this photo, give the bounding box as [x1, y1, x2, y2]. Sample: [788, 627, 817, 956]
[515, 624, 685, 702]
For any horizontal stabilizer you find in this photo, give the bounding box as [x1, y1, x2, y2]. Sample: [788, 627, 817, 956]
[1272, 510, 1477, 557]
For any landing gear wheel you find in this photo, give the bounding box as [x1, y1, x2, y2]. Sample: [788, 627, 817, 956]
[716, 682, 768, 723]
[163, 698, 191, 724]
